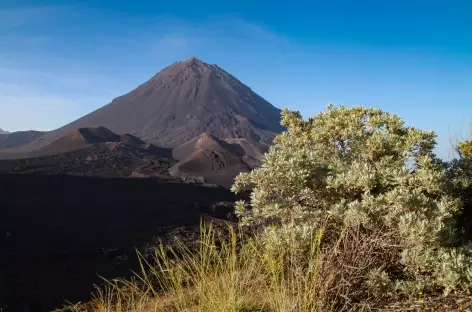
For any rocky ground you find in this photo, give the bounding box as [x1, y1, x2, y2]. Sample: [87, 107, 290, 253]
[0, 142, 173, 178]
[0, 145, 243, 312]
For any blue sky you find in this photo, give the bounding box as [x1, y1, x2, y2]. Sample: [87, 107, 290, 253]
[0, 0, 471, 159]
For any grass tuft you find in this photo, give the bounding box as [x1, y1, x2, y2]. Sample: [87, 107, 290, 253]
[58, 220, 411, 312]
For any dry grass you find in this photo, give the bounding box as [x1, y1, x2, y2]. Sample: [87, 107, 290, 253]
[57, 221, 462, 312]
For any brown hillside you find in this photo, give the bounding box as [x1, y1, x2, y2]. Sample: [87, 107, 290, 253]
[223, 137, 269, 160]
[170, 133, 260, 188]
[173, 132, 267, 162]
[170, 149, 250, 188]
[173, 132, 232, 160]
[37, 126, 119, 155]
[23, 126, 171, 159]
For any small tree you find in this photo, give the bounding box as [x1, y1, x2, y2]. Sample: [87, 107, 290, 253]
[232, 105, 472, 295]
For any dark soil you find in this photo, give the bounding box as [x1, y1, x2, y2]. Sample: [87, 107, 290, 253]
[0, 152, 242, 311]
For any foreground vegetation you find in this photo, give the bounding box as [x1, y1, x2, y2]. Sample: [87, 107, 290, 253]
[62, 105, 472, 311]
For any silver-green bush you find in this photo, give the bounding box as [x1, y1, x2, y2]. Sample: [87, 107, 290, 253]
[447, 137, 472, 241]
[232, 104, 472, 295]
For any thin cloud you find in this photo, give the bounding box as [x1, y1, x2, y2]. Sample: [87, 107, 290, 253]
[148, 16, 295, 58]
[0, 5, 67, 52]
[0, 6, 64, 29]
[0, 33, 50, 45]
[154, 35, 190, 50]
[228, 18, 292, 47]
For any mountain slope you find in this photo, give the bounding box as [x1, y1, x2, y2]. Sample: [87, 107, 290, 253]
[0, 130, 46, 149]
[173, 132, 240, 161]
[170, 148, 250, 188]
[169, 132, 264, 188]
[30, 126, 171, 158]
[173, 132, 267, 164]
[0, 128, 9, 134]
[27, 57, 283, 149]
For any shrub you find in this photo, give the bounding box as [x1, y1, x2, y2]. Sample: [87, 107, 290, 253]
[61, 105, 472, 312]
[447, 137, 472, 240]
[232, 105, 472, 295]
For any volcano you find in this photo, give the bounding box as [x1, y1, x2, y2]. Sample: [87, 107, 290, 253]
[27, 57, 283, 151]
[0, 57, 282, 186]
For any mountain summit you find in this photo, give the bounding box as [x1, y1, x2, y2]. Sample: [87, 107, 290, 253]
[44, 57, 283, 148]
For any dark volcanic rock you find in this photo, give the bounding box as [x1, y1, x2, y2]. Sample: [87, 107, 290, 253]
[0, 174, 239, 312]
[0, 141, 173, 177]
[17, 57, 283, 151]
